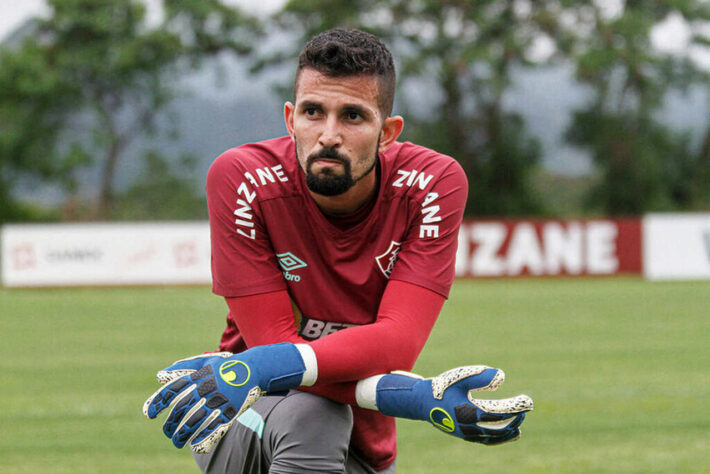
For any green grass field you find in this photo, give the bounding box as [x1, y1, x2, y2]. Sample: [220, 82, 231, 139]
[2, 278, 709, 473]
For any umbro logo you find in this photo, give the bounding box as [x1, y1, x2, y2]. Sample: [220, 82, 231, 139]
[276, 252, 307, 282]
[277, 252, 307, 271]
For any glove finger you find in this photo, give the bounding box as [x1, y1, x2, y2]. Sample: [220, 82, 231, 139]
[462, 424, 522, 445]
[191, 416, 237, 454]
[482, 428, 522, 446]
[431, 366, 503, 399]
[171, 398, 213, 448]
[189, 385, 265, 454]
[157, 352, 233, 384]
[475, 412, 525, 431]
[190, 393, 243, 454]
[469, 394, 534, 414]
[143, 376, 193, 419]
[162, 386, 200, 438]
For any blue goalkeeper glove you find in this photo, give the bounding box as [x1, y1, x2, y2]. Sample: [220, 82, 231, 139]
[143, 343, 317, 453]
[355, 366, 533, 445]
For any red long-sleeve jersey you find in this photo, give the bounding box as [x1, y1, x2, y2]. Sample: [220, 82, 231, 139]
[207, 136, 467, 470]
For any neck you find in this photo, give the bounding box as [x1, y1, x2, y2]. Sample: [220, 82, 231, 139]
[309, 166, 378, 214]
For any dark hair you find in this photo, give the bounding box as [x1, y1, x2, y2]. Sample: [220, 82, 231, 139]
[295, 28, 396, 117]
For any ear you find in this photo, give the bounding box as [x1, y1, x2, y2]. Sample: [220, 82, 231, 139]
[378, 115, 404, 153]
[284, 102, 296, 141]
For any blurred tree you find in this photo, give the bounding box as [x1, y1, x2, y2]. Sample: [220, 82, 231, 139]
[110, 151, 207, 221]
[564, 1, 710, 215]
[259, 0, 577, 216]
[0, 0, 257, 222]
[0, 40, 82, 221]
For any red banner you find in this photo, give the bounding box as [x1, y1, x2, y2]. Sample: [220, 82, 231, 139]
[455, 219, 642, 277]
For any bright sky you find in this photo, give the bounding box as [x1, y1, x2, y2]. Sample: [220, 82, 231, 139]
[0, 0, 286, 40]
[0, 0, 49, 40]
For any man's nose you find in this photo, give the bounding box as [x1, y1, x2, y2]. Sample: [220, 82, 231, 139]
[318, 117, 343, 148]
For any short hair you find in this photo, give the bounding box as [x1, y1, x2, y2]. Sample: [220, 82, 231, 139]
[295, 28, 396, 117]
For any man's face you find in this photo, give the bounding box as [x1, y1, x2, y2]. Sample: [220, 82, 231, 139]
[286, 68, 385, 196]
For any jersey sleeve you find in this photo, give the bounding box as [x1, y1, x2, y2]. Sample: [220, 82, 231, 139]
[224, 280, 445, 394]
[389, 159, 468, 298]
[224, 291, 360, 404]
[207, 150, 287, 297]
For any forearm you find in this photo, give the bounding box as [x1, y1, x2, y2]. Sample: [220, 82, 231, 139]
[227, 280, 444, 386]
[308, 280, 443, 383]
[225, 292, 360, 404]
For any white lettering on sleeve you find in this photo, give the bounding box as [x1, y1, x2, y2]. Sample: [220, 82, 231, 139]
[421, 205, 442, 224]
[237, 182, 256, 203]
[419, 192, 442, 238]
[235, 181, 257, 239]
[392, 170, 409, 187]
[422, 192, 439, 207]
[419, 225, 440, 238]
[256, 167, 276, 186]
[411, 171, 434, 190]
[244, 171, 259, 188]
[272, 164, 288, 182]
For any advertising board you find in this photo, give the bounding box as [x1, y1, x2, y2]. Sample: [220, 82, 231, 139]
[1, 222, 211, 287]
[643, 213, 710, 280]
[455, 219, 642, 277]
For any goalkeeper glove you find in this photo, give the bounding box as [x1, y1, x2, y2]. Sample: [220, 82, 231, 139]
[142, 342, 316, 454]
[355, 366, 533, 445]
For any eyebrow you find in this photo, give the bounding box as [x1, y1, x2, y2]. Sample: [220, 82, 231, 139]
[299, 100, 323, 110]
[298, 101, 372, 118]
[342, 104, 369, 117]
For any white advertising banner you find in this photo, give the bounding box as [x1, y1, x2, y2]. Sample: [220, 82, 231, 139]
[643, 213, 710, 280]
[1, 222, 211, 287]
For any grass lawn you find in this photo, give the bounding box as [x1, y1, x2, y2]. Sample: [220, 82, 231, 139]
[1, 278, 709, 473]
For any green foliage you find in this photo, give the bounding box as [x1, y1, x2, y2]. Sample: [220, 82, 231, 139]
[0, 0, 257, 222]
[0, 40, 80, 222]
[3, 1, 709, 221]
[564, 1, 710, 214]
[529, 170, 598, 218]
[266, 0, 578, 216]
[111, 151, 207, 221]
[265, 0, 710, 216]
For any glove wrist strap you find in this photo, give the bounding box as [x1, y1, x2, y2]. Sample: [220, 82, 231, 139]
[294, 344, 318, 386]
[355, 374, 384, 410]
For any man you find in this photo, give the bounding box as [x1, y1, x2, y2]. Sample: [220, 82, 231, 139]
[144, 28, 532, 473]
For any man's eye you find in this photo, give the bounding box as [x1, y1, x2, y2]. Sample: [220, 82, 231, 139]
[347, 112, 360, 120]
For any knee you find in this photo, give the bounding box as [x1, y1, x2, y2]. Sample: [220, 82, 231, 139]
[266, 390, 354, 469]
[263, 391, 353, 473]
[274, 391, 354, 441]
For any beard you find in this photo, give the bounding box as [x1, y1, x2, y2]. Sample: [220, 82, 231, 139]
[301, 139, 379, 197]
[304, 146, 356, 196]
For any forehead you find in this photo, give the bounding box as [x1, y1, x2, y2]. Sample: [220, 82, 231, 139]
[295, 68, 380, 112]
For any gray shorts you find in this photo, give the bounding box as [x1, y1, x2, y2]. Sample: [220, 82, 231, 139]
[192, 390, 395, 474]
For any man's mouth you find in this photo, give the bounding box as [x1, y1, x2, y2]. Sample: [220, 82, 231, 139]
[314, 158, 344, 167]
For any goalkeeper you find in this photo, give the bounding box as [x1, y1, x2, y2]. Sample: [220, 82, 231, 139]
[145, 28, 532, 473]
